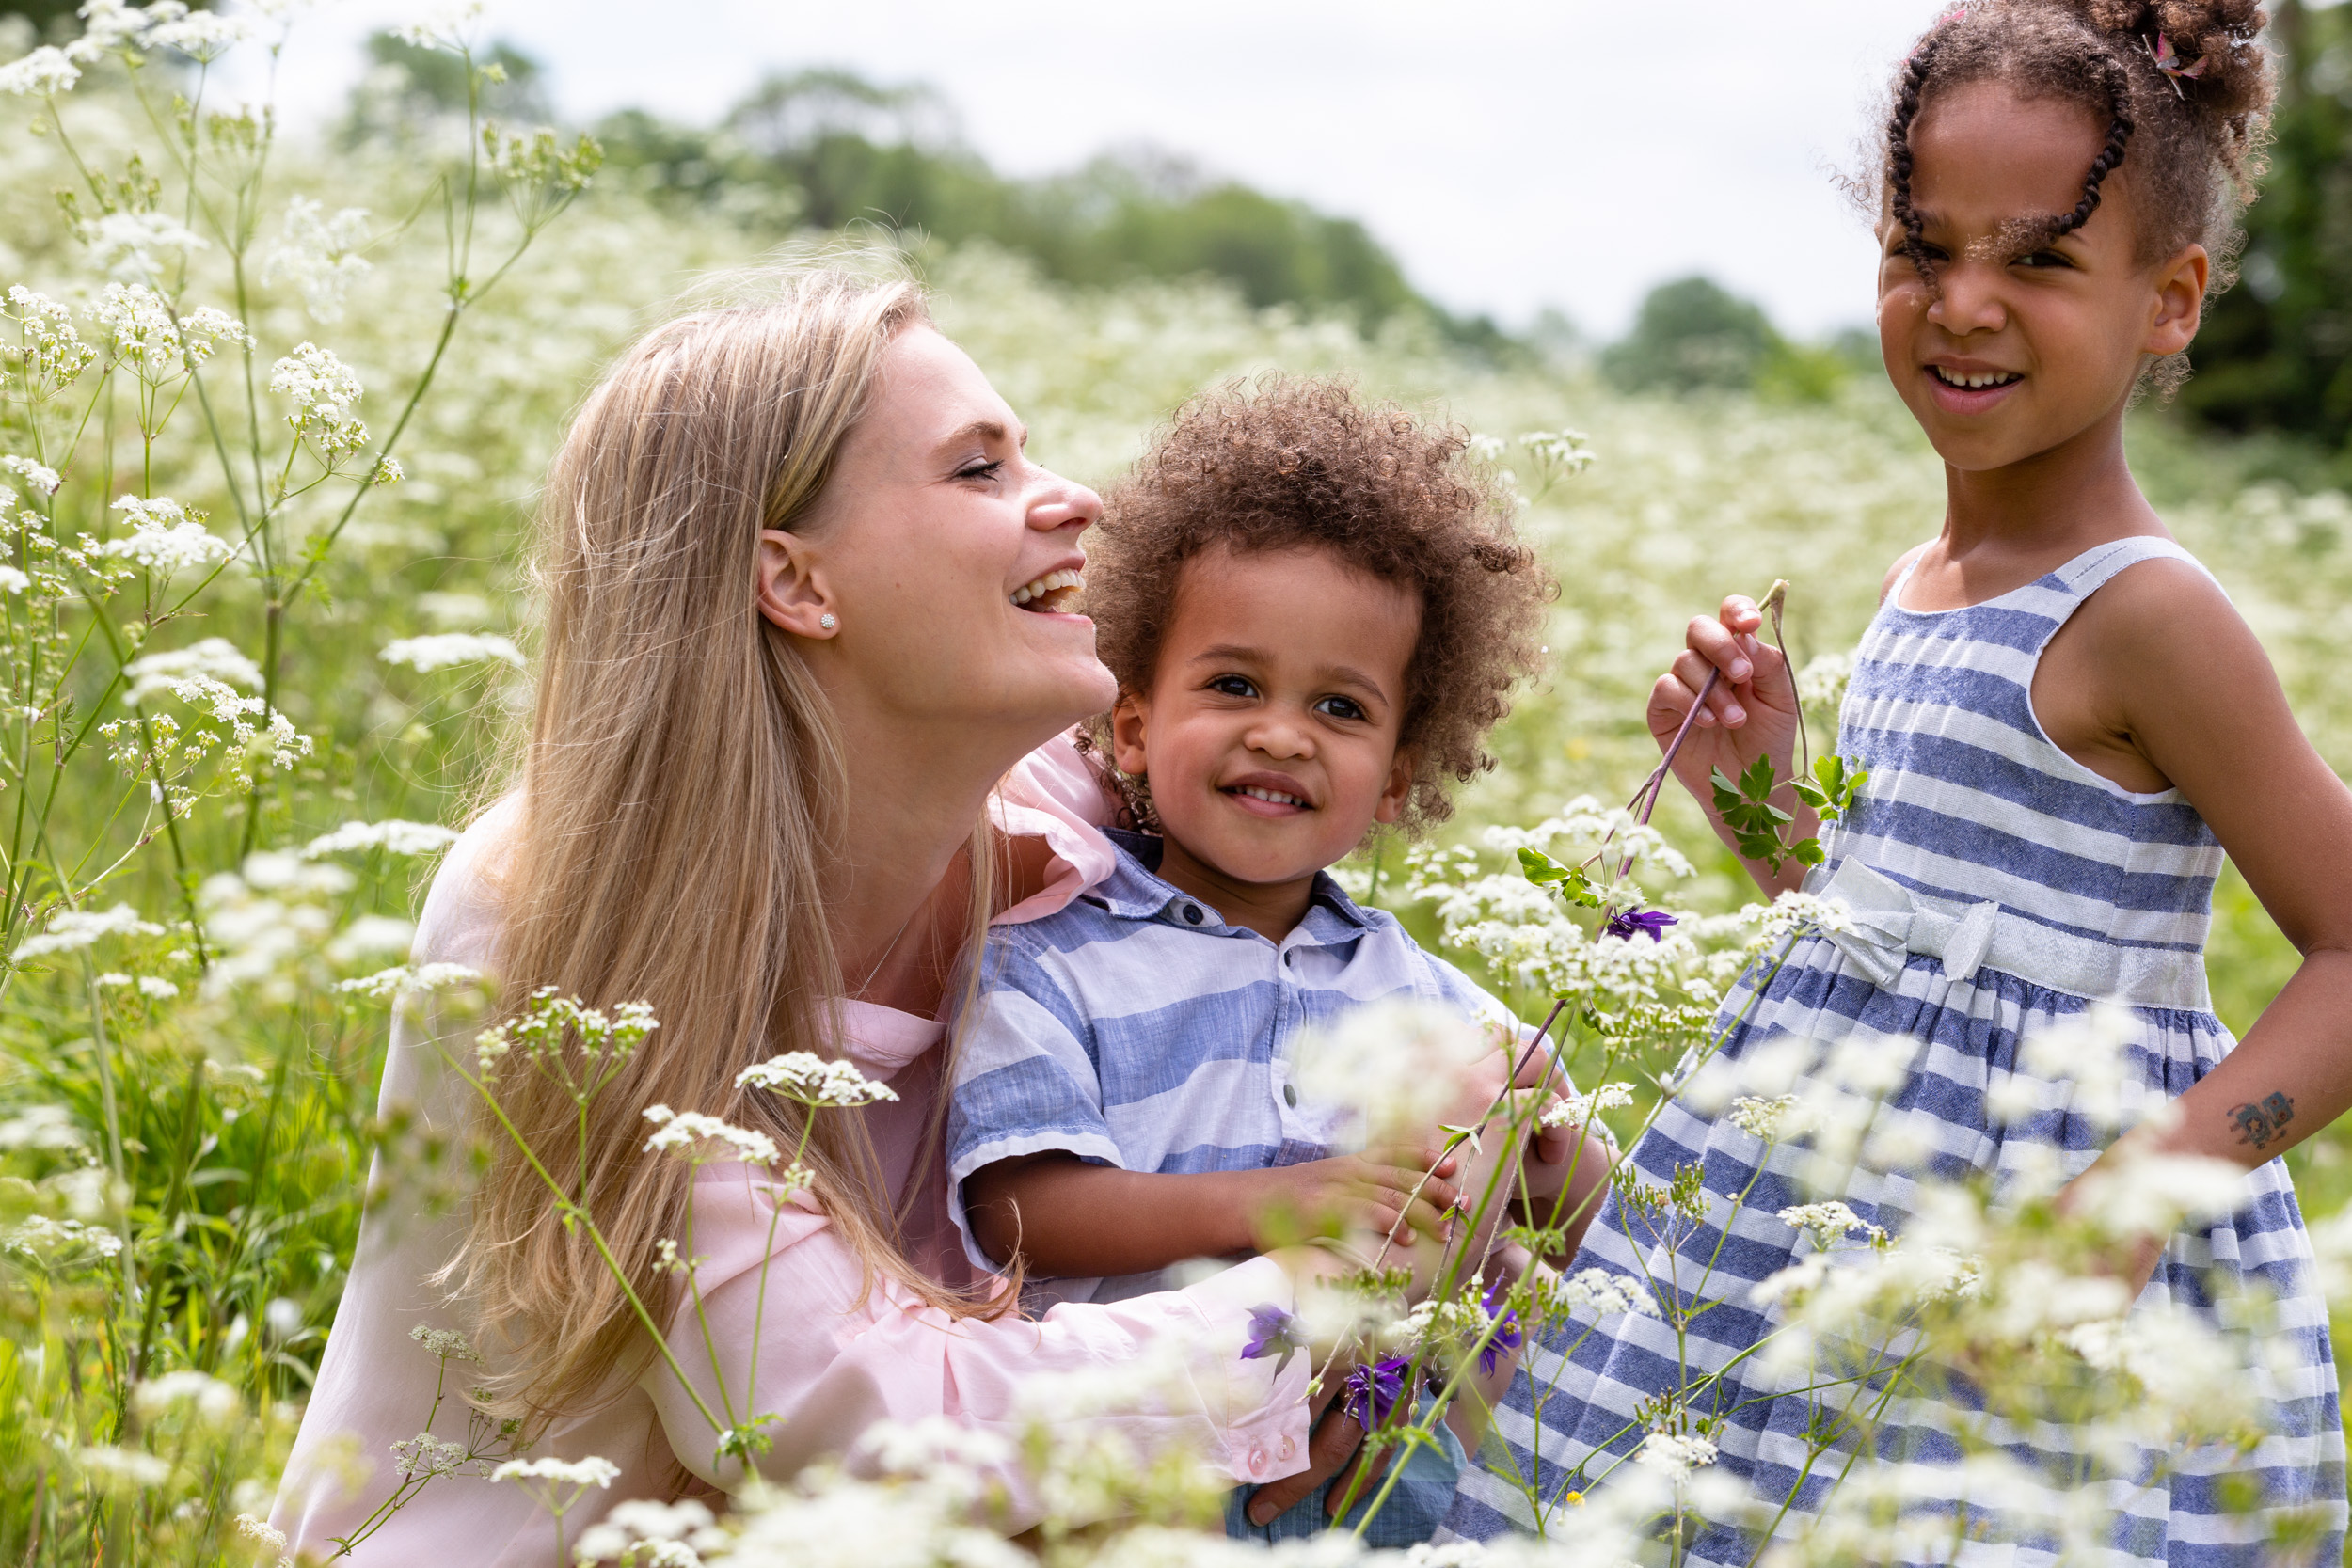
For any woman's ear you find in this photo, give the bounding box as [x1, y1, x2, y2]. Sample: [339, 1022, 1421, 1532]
[756, 529, 838, 639]
[1110, 692, 1151, 779]
[2145, 244, 2210, 357]
[1372, 746, 1419, 827]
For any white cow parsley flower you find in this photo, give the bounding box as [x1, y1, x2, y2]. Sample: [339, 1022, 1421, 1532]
[379, 632, 526, 673]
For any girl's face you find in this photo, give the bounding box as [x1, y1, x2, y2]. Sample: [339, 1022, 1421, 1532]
[1875, 79, 2208, 474]
[761, 324, 1118, 746]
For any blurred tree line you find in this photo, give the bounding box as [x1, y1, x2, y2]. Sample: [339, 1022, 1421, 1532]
[338, 38, 1518, 356]
[2184, 0, 2352, 456]
[8, 6, 2344, 438]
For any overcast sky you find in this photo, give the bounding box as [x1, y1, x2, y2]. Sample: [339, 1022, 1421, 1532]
[225, 0, 1954, 339]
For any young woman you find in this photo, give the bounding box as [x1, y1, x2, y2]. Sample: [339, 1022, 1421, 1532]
[269, 269, 1432, 1561]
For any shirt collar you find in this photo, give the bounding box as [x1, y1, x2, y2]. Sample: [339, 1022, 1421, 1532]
[1091, 829, 1374, 936]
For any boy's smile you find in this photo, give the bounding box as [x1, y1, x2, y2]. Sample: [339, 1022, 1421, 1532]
[1111, 543, 1419, 940]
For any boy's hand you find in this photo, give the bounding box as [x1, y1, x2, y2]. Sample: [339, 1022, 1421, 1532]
[1248, 1144, 1461, 1250]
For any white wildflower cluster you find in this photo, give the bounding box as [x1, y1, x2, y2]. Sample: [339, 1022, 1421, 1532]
[575, 1498, 727, 1567]
[1539, 1080, 1634, 1131]
[95, 971, 179, 999]
[407, 1323, 479, 1362]
[1727, 1092, 1800, 1141]
[1795, 649, 1855, 718]
[0, 1104, 84, 1150]
[473, 989, 658, 1079]
[1528, 1267, 1659, 1324]
[11, 902, 166, 960]
[103, 495, 232, 576]
[269, 341, 370, 462]
[262, 198, 373, 323]
[0, 454, 62, 499]
[390, 1432, 474, 1481]
[80, 212, 209, 282]
[641, 1105, 781, 1167]
[0, 46, 80, 97]
[1986, 1002, 2148, 1133]
[379, 631, 526, 673]
[394, 1, 485, 50]
[92, 283, 249, 381]
[4, 1215, 124, 1265]
[132, 1370, 240, 1424]
[736, 1051, 898, 1108]
[76, 1443, 172, 1489]
[1292, 999, 1499, 1144]
[1632, 1430, 1719, 1480]
[1777, 1200, 1886, 1250]
[197, 852, 354, 1000]
[141, 3, 250, 63]
[119, 636, 310, 784]
[302, 818, 462, 859]
[5, 286, 98, 397]
[338, 960, 483, 1002]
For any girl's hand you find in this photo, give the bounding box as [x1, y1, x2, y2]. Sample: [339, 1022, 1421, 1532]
[1648, 594, 1806, 890]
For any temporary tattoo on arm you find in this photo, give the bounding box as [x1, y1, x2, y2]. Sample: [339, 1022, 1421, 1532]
[2229, 1091, 2296, 1151]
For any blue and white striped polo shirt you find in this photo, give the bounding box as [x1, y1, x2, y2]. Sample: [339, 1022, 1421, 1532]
[946, 829, 1512, 1306]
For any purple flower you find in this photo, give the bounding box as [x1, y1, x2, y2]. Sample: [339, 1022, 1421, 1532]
[1241, 1304, 1305, 1375]
[1478, 1275, 1524, 1376]
[1342, 1355, 1411, 1431]
[1604, 908, 1678, 942]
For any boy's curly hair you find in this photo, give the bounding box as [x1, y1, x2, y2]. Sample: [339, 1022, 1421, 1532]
[1083, 376, 1553, 835]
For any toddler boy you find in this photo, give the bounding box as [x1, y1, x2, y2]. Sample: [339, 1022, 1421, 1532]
[946, 379, 1608, 1544]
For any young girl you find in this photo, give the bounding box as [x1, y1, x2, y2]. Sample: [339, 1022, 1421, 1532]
[1447, 1, 2349, 1560]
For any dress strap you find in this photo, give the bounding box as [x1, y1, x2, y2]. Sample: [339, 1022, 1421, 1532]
[2050, 535, 2219, 601]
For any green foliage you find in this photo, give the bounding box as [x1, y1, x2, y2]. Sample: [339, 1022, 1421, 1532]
[1601, 275, 1784, 394]
[2182, 0, 2352, 460]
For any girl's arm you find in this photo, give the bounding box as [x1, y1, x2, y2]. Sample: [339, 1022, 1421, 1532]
[2073, 561, 2352, 1180]
[1648, 594, 1815, 896]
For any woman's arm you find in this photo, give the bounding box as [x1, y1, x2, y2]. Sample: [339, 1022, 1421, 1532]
[642, 1170, 1317, 1514]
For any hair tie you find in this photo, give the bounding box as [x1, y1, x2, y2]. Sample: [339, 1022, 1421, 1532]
[2148, 32, 2211, 95]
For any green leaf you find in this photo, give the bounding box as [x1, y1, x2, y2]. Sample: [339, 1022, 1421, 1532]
[1792, 836, 1827, 866]
[1740, 753, 1777, 801]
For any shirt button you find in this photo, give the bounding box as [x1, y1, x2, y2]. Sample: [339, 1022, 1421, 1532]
[1248, 1448, 1269, 1477]
[1279, 1436, 1296, 1461]
[1184, 904, 1203, 926]
[1283, 1083, 1298, 1108]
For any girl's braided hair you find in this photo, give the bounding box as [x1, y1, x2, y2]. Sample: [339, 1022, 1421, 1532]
[1879, 1, 2276, 392]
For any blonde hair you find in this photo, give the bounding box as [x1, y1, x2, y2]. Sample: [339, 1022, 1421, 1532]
[455, 265, 1009, 1433]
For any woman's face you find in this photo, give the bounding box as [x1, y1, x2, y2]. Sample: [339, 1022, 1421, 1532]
[763, 324, 1117, 749]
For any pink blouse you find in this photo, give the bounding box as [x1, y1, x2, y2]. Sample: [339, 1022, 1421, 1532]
[271, 738, 1311, 1565]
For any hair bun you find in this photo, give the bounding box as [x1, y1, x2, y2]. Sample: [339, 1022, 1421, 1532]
[2072, 0, 2272, 117]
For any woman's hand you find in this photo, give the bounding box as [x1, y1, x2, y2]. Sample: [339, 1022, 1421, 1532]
[1648, 594, 1808, 893]
[1237, 1351, 1397, 1527]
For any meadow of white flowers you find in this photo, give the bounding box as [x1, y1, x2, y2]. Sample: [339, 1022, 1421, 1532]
[5, 8, 2352, 1567]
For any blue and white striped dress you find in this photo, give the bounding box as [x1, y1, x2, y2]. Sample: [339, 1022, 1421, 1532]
[1447, 537, 2348, 1561]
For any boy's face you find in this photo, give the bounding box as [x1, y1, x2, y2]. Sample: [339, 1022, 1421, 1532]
[1112, 544, 1419, 893]
[1874, 80, 2207, 475]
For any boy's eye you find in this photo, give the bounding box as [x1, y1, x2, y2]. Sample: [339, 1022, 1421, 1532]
[1313, 695, 1367, 721]
[1207, 674, 1258, 700]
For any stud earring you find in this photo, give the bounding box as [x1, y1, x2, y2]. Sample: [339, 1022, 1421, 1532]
[818, 613, 836, 630]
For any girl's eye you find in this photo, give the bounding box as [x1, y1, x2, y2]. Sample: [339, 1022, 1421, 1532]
[1208, 674, 1258, 700]
[956, 459, 1006, 483]
[1314, 695, 1367, 721]
[2014, 249, 2073, 270]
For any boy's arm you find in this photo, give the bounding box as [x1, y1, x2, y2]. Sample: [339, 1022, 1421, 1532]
[964, 1147, 1464, 1279]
